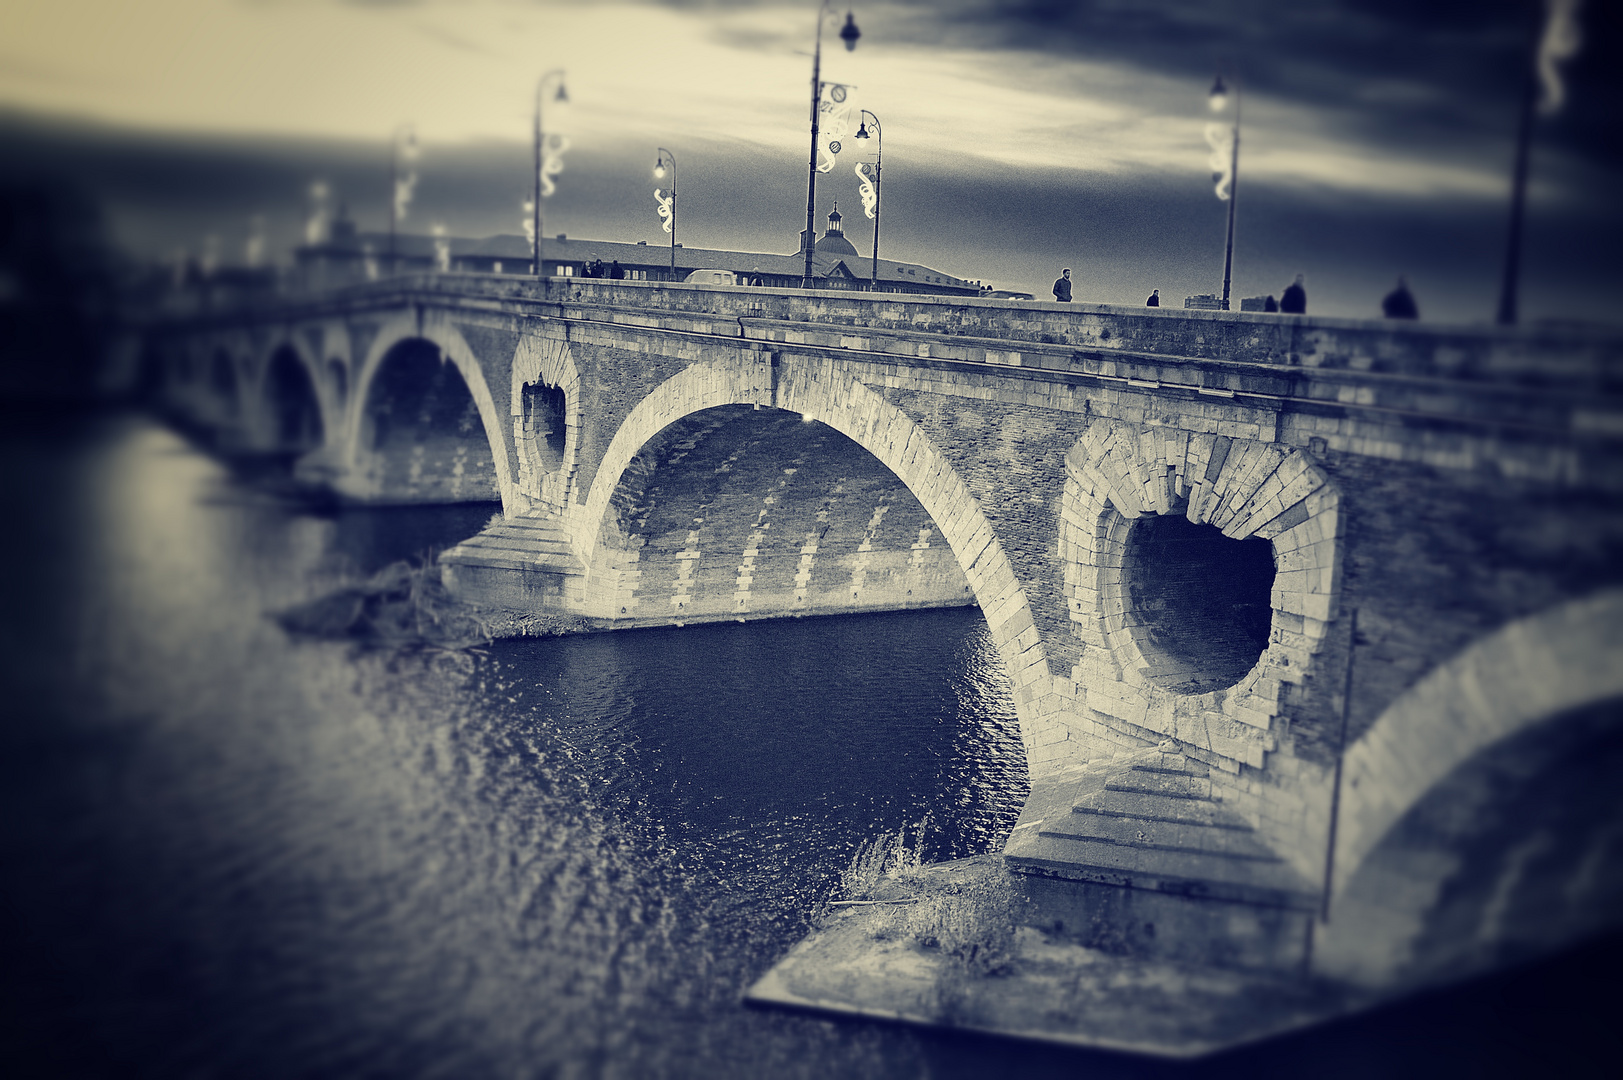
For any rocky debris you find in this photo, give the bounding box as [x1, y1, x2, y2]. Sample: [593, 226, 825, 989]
[275, 560, 589, 649]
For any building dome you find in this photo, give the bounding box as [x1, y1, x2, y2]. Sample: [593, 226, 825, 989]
[814, 203, 860, 256]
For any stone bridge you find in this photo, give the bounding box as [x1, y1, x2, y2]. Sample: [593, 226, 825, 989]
[141, 274, 1623, 993]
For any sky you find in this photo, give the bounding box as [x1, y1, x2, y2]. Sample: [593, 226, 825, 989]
[1, 0, 1619, 322]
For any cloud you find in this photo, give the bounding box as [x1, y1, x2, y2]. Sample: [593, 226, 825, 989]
[2, 0, 1608, 204]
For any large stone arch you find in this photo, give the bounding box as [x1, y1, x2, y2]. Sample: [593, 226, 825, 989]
[1060, 419, 1342, 776]
[575, 358, 1066, 766]
[254, 337, 328, 452]
[207, 346, 241, 421]
[1333, 588, 1623, 900]
[346, 313, 516, 510]
[509, 332, 581, 515]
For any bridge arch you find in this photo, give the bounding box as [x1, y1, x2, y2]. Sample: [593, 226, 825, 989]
[346, 314, 513, 507]
[576, 359, 1065, 764]
[256, 340, 326, 453]
[1333, 588, 1623, 899]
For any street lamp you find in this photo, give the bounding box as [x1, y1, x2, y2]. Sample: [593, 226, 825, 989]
[388, 124, 417, 277]
[854, 110, 881, 286]
[654, 148, 677, 277]
[1209, 75, 1241, 312]
[533, 69, 568, 278]
[803, 3, 860, 289]
[1496, 0, 1581, 326]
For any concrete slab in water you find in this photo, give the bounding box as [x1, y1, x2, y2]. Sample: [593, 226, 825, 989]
[744, 855, 1366, 1058]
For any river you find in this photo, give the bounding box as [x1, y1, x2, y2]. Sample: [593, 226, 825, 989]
[1, 409, 1615, 1079]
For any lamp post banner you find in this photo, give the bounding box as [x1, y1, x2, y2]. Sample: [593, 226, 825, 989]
[1205, 122, 1234, 200]
[540, 132, 569, 198]
[394, 131, 419, 223]
[855, 161, 877, 218]
[1537, 0, 1583, 114]
[654, 188, 674, 233]
[817, 82, 856, 173]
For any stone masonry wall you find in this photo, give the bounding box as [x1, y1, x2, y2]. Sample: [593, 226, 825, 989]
[592, 405, 971, 625]
[155, 280, 1623, 897]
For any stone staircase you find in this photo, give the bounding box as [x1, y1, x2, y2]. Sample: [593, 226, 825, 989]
[1006, 751, 1319, 913]
[436, 509, 584, 610]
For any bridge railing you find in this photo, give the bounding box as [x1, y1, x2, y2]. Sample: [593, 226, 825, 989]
[300, 271, 1623, 388]
[152, 268, 1623, 392]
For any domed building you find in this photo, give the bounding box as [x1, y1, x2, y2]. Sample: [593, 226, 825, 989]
[299, 201, 992, 296]
[811, 204, 860, 257]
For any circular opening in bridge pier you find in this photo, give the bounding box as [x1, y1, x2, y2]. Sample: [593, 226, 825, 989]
[1123, 513, 1275, 694]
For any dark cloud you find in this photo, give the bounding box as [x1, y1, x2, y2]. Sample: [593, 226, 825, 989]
[691, 1, 1620, 170]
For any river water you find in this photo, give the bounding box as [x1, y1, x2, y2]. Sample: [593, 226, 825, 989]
[3, 411, 1617, 1079]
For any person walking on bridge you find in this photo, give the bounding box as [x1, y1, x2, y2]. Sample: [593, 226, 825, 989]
[1146, 289, 1160, 307]
[1280, 273, 1307, 314]
[1052, 268, 1072, 302]
[1381, 277, 1419, 319]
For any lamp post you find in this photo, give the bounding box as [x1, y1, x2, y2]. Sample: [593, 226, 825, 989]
[533, 69, 567, 278]
[388, 124, 416, 277]
[802, 3, 860, 289]
[854, 109, 881, 287]
[1495, 60, 1536, 327]
[654, 148, 677, 278]
[1209, 75, 1240, 311]
[1496, 0, 1583, 326]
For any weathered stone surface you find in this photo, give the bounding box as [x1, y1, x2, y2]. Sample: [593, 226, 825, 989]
[148, 275, 1623, 997]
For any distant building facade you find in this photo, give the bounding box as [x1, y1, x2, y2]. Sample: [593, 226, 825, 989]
[296, 205, 987, 297]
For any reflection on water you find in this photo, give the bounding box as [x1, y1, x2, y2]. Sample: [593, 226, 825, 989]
[1, 414, 1030, 1078]
[8, 413, 1616, 1079]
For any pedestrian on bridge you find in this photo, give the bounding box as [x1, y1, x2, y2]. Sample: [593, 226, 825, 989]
[1146, 289, 1160, 307]
[1053, 268, 1072, 302]
[1381, 277, 1419, 319]
[1280, 273, 1307, 314]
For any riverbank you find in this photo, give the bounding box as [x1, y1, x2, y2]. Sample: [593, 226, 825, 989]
[748, 854, 1365, 1058]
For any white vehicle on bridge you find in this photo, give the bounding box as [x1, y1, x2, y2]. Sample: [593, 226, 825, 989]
[683, 269, 738, 286]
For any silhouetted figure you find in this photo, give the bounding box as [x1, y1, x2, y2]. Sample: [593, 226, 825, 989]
[1382, 277, 1418, 319]
[1280, 273, 1307, 314]
[1264, 295, 1278, 312]
[1146, 289, 1160, 307]
[750, 266, 763, 287]
[1053, 268, 1072, 302]
[609, 260, 624, 280]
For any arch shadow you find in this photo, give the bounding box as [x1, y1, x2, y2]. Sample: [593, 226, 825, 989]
[258, 343, 325, 452]
[345, 315, 512, 507]
[574, 359, 1062, 765]
[1333, 588, 1623, 899]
